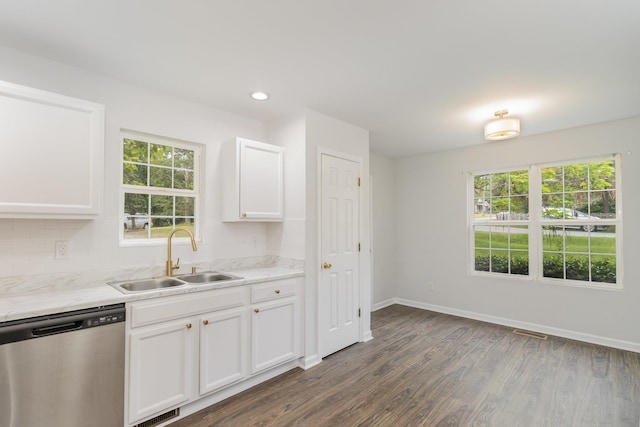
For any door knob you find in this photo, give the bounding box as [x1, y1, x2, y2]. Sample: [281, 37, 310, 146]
[323, 262, 332, 269]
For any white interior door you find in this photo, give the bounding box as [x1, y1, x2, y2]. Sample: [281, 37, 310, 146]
[320, 153, 360, 358]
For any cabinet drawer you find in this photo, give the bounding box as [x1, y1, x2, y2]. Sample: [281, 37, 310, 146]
[130, 288, 246, 328]
[251, 278, 297, 303]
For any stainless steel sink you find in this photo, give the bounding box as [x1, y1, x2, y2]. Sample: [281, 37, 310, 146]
[179, 271, 242, 284]
[112, 277, 187, 293]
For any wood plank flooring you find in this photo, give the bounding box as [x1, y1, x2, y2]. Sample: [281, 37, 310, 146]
[171, 305, 640, 426]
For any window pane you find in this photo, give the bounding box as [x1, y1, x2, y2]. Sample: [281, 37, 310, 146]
[124, 193, 149, 215]
[174, 169, 194, 190]
[150, 166, 172, 188]
[541, 166, 563, 193]
[491, 173, 509, 197]
[175, 218, 195, 231]
[475, 249, 490, 271]
[151, 195, 173, 216]
[510, 196, 529, 216]
[123, 139, 148, 163]
[491, 197, 509, 217]
[542, 227, 564, 252]
[543, 253, 564, 279]
[510, 170, 528, 196]
[150, 143, 172, 166]
[565, 254, 590, 281]
[589, 160, 615, 190]
[563, 164, 588, 192]
[591, 255, 616, 283]
[590, 190, 616, 219]
[175, 196, 195, 216]
[510, 251, 529, 275]
[123, 164, 148, 186]
[174, 148, 194, 169]
[491, 250, 509, 273]
[509, 228, 529, 250]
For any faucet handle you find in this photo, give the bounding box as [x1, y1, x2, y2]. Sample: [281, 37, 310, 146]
[175, 257, 181, 267]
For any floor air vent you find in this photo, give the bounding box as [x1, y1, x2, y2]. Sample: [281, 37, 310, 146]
[135, 408, 180, 427]
[513, 329, 548, 340]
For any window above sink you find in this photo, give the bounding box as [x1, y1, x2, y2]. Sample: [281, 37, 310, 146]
[120, 130, 203, 245]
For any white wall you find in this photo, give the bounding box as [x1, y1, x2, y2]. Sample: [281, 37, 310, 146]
[394, 116, 640, 348]
[0, 46, 275, 279]
[265, 112, 306, 260]
[370, 152, 396, 306]
[303, 109, 371, 360]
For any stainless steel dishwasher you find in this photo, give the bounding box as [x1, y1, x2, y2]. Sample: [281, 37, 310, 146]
[0, 303, 125, 427]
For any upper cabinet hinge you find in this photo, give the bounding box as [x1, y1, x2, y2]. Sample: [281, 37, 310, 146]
[358, 177, 361, 187]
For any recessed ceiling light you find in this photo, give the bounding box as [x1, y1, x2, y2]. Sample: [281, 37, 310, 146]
[250, 91, 270, 101]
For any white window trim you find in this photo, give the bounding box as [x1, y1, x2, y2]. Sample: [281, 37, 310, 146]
[468, 154, 623, 290]
[119, 130, 203, 247]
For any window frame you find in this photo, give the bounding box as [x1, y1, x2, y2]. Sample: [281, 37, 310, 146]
[119, 130, 202, 246]
[468, 154, 623, 290]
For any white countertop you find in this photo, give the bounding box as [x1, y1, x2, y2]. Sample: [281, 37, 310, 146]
[0, 267, 304, 322]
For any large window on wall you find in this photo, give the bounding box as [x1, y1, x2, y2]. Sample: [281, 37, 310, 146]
[121, 132, 201, 243]
[470, 155, 621, 289]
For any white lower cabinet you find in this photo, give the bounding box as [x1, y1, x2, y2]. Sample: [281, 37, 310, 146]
[250, 278, 302, 374]
[126, 278, 302, 426]
[251, 299, 298, 373]
[128, 318, 194, 424]
[199, 307, 248, 395]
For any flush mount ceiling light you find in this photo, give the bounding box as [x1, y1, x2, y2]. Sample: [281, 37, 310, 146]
[484, 109, 520, 141]
[250, 91, 270, 101]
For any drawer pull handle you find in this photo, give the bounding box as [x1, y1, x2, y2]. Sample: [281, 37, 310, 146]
[203, 320, 209, 325]
[254, 308, 260, 313]
[241, 212, 247, 218]
[275, 289, 281, 294]
[186, 323, 192, 329]
[323, 262, 332, 269]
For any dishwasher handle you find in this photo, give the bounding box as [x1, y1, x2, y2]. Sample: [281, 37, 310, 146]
[0, 303, 125, 345]
[32, 320, 83, 337]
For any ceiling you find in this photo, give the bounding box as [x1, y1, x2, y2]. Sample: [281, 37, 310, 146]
[1, 1, 639, 158]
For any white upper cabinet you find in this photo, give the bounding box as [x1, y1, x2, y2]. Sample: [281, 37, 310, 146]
[0, 80, 104, 218]
[221, 137, 284, 222]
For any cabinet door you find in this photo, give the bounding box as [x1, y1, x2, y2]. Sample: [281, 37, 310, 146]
[251, 298, 298, 373]
[128, 319, 194, 424]
[199, 308, 248, 395]
[0, 80, 104, 218]
[239, 139, 284, 220]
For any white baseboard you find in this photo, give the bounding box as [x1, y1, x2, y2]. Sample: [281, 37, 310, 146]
[372, 298, 395, 311]
[300, 354, 321, 370]
[388, 298, 640, 354]
[362, 330, 374, 342]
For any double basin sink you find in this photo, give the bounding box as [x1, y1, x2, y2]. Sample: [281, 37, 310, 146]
[110, 271, 243, 294]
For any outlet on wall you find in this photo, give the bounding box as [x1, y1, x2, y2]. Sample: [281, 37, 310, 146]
[55, 240, 70, 260]
[427, 281, 434, 291]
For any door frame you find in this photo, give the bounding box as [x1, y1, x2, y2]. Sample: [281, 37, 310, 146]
[316, 147, 364, 358]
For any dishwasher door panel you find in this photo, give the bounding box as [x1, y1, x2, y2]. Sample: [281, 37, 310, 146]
[0, 322, 125, 427]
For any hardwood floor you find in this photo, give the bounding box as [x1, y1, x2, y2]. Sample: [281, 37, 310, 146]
[171, 305, 640, 426]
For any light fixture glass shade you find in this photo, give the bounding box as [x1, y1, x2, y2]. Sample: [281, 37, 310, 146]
[250, 91, 270, 101]
[484, 117, 520, 140]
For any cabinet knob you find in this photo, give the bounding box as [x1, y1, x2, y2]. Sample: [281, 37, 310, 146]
[241, 212, 247, 218]
[254, 308, 260, 313]
[323, 262, 332, 269]
[275, 289, 280, 294]
[186, 323, 192, 329]
[203, 320, 209, 325]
